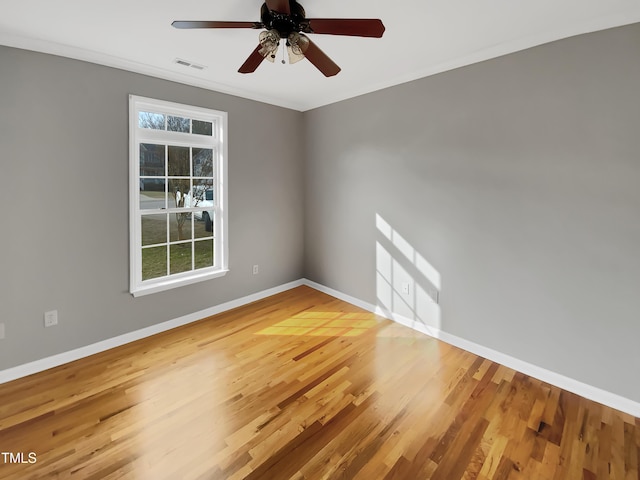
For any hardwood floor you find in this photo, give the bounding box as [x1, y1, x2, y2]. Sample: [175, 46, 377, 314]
[1, 286, 638, 479]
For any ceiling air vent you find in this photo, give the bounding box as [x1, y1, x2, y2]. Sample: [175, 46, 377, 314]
[173, 58, 207, 71]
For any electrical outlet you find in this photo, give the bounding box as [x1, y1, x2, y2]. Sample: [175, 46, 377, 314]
[0, 323, 5, 339]
[252, 265, 259, 275]
[44, 310, 58, 327]
[401, 282, 410, 295]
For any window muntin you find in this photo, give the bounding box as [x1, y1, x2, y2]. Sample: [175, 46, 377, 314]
[130, 96, 228, 296]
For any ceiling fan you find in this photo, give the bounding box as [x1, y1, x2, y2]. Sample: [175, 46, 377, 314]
[172, 0, 385, 77]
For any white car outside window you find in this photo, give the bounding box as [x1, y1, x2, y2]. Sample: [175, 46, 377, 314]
[178, 189, 214, 231]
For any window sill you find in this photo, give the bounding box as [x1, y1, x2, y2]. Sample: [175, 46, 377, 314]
[131, 268, 229, 297]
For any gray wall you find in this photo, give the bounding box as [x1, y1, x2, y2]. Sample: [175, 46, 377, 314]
[304, 24, 640, 402]
[0, 46, 305, 369]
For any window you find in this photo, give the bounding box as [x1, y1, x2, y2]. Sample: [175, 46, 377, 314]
[129, 95, 228, 296]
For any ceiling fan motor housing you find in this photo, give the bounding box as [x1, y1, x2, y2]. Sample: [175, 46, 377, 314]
[260, 1, 307, 38]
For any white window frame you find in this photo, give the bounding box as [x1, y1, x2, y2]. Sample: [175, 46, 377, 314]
[129, 95, 228, 297]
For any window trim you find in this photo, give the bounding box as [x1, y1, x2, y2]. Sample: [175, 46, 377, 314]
[129, 95, 228, 297]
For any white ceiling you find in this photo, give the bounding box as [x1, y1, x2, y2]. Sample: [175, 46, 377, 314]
[1, 1, 640, 111]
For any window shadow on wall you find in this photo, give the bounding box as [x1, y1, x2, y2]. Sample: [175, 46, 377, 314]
[375, 214, 442, 336]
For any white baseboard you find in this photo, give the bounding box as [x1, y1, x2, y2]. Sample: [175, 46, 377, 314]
[302, 278, 640, 418]
[0, 280, 304, 385]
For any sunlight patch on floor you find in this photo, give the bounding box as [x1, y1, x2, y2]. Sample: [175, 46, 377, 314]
[255, 312, 379, 337]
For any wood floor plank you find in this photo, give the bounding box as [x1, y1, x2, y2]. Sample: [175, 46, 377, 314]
[1, 285, 638, 479]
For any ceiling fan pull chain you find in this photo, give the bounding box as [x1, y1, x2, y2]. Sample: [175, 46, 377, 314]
[281, 41, 286, 64]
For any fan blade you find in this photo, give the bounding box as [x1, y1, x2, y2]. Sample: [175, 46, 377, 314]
[305, 19, 385, 38]
[302, 38, 341, 77]
[238, 45, 266, 74]
[265, 0, 291, 15]
[172, 21, 263, 29]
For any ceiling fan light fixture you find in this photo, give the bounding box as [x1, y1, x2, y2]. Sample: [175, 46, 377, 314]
[287, 32, 308, 64]
[258, 30, 280, 61]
